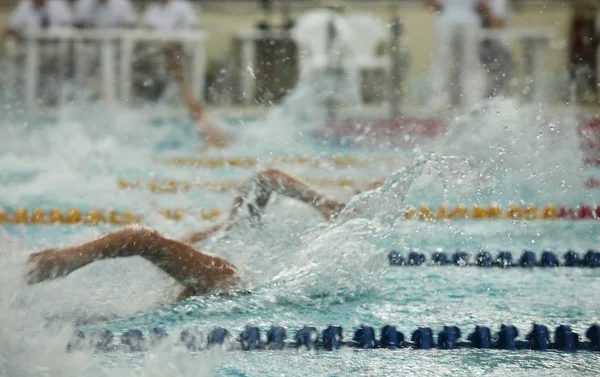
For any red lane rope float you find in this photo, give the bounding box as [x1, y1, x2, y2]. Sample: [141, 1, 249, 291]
[319, 117, 449, 138]
[584, 158, 600, 167]
[580, 118, 600, 168]
[586, 177, 600, 188]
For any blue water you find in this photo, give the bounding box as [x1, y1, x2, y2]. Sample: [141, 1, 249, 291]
[1, 97, 599, 377]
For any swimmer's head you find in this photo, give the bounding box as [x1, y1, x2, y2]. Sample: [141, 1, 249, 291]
[320, 197, 365, 222]
[317, 198, 346, 220]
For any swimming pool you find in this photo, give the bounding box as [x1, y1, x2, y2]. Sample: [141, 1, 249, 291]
[1, 96, 599, 377]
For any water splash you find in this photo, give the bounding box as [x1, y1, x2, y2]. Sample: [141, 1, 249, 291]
[270, 217, 387, 302]
[0, 50, 596, 377]
[425, 98, 589, 205]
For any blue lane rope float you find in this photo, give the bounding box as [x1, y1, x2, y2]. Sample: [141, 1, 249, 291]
[68, 323, 600, 353]
[387, 249, 600, 268]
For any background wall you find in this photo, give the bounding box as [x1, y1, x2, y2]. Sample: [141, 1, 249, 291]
[191, 2, 571, 77]
[0, 1, 572, 76]
[0, 1, 574, 106]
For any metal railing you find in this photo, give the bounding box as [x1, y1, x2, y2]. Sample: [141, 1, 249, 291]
[3, 28, 207, 110]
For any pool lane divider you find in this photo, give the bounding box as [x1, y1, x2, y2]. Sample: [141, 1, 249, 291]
[0, 207, 222, 224]
[155, 155, 600, 178]
[118, 177, 373, 193]
[154, 155, 395, 168]
[387, 249, 600, 268]
[400, 203, 600, 220]
[68, 323, 600, 353]
[1, 203, 599, 225]
[153, 155, 599, 188]
[120, 178, 600, 193]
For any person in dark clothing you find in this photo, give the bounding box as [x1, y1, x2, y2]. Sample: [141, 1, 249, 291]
[569, 0, 599, 103]
[476, 0, 516, 99]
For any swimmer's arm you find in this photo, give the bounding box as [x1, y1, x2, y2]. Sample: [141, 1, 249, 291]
[177, 72, 229, 149]
[165, 50, 229, 148]
[234, 169, 346, 220]
[176, 65, 205, 120]
[27, 226, 238, 296]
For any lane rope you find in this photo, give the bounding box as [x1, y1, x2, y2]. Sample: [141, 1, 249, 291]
[121, 178, 600, 193]
[0, 207, 222, 224]
[69, 323, 600, 353]
[1, 203, 598, 225]
[387, 249, 600, 268]
[118, 177, 370, 193]
[156, 155, 372, 168]
[401, 203, 600, 220]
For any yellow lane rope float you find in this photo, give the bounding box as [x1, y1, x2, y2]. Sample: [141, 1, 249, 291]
[118, 177, 366, 193]
[401, 203, 598, 220]
[155, 155, 394, 168]
[1, 204, 597, 225]
[0, 207, 222, 225]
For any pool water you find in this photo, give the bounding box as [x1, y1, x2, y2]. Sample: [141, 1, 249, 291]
[0, 95, 599, 377]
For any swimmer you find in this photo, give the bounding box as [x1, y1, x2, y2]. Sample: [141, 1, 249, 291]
[27, 169, 383, 303]
[165, 47, 229, 150]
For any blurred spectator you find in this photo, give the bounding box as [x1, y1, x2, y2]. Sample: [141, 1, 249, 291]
[143, 0, 198, 30]
[569, 0, 599, 103]
[74, 0, 136, 28]
[476, 0, 515, 98]
[71, 0, 135, 102]
[425, 0, 481, 110]
[131, 0, 197, 102]
[4, 0, 72, 38]
[3, 0, 73, 106]
[291, 3, 361, 114]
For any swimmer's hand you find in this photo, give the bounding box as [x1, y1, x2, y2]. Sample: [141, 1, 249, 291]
[27, 248, 74, 284]
[195, 112, 229, 150]
[188, 104, 229, 149]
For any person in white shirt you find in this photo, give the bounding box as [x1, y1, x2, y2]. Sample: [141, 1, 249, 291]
[476, 0, 515, 98]
[73, 0, 136, 28]
[143, 0, 198, 30]
[4, 0, 72, 37]
[3, 0, 72, 105]
[70, 0, 135, 102]
[424, 0, 482, 110]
